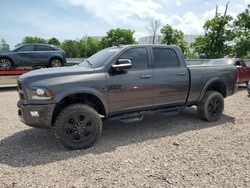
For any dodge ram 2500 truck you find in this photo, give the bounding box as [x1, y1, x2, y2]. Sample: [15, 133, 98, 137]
[17, 45, 238, 149]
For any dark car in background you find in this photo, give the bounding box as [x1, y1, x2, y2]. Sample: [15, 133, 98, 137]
[0, 43, 66, 70]
[206, 58, 250, 86]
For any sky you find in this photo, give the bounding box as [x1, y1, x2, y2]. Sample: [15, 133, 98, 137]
[0, 0, 249, 48]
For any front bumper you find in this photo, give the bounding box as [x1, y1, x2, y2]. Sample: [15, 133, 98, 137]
[17, 100, 55, 128]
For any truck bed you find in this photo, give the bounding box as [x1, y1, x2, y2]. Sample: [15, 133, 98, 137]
[187, 64, 237, 105]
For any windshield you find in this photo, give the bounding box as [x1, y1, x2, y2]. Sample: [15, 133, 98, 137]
[79, 47, 122, 68]
[206, 59, 232, 65]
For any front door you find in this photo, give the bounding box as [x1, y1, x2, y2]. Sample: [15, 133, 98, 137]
[107, 47, 154, 114]
[15, 45, 35, 66]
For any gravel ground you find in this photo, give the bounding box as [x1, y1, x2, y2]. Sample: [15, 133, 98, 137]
[0, 88, 249, 188]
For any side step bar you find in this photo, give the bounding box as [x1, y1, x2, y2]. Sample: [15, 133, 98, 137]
[110, 106, 183, 124]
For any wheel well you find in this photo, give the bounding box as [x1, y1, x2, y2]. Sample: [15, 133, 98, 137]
[49, 57, 63, 63]
[206, 81, 227, 98]
[52, 93, 106, 125]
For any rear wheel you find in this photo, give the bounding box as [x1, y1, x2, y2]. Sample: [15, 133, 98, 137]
[197, 91, 224, 122]
[0, 58, 13, 70]
[54, 104, 102, 150]
[50, 58, 63, 68]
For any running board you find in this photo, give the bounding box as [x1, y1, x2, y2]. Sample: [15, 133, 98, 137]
[110, 106, 182, 124]
[158, 107, 180, 116]
[119, 115, 144, 124]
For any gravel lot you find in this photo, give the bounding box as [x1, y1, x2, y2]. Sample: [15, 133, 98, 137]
[0, 88, 249, 187]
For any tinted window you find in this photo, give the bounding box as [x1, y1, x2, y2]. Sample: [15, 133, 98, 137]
[119, 48, 148, 69]
[17, 45, 34, 52]
[153, 48, 180, 67]
[35, 45, 55, 51]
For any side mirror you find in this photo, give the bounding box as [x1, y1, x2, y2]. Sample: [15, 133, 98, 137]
[112, 59, 132, 71]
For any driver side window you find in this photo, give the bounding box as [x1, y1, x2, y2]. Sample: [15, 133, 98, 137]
[119, 47, 148, 69]
[17, 45, 34, 52]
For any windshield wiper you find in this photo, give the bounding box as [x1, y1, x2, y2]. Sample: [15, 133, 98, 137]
[85, 59, 93, 68]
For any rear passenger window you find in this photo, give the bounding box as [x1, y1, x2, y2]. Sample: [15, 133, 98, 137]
[153, 48, 180, 68]
[119, 48, 148, 69]
[35, 45, 54, 51]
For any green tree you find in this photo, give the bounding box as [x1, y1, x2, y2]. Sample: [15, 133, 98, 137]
[0, 39, 10, 51]
[47, 37, 61, 46]
[191, 3, 233, 58]
[86, 37, 101, 57]
[160, 24, 189, 56]
[79, 39, 87, 58]
[232, 4, 250, 58]
[17, 36, 47, 46]
[101, 28, 136, 48]
[61, 38, 101, 58]
[61, 40, 81, 58]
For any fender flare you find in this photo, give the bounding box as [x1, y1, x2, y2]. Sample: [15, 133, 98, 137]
[53, 87, 109, 115]
[198, 77, 227, 102]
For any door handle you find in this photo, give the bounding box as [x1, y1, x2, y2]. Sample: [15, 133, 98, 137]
[177, 72, 186, 76]
[140, 74, 151, 79]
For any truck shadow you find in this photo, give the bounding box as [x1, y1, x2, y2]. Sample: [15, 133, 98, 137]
[0, 107, 235, 167]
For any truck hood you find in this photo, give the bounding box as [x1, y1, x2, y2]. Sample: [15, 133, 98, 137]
[19, 66, 95, 84]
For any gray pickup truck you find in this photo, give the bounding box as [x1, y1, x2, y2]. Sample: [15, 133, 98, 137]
[17, 45, 238, 149]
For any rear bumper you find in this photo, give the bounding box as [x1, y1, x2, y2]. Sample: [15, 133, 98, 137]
[17, 100, 55, 128]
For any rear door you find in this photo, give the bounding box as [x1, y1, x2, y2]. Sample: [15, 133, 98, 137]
[107, 47, 154, 114]
[34, 45, 54, 65]
[151, 47, 189, 106]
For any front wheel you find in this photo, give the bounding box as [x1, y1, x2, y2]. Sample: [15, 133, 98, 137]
[197, 91, 224, 122]
[0, 58, 13, 70]
[54, 104, 102, 150]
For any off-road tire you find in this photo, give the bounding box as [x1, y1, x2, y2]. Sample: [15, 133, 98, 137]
[54, 104, 102, 150]
[197, 91, 224, 122]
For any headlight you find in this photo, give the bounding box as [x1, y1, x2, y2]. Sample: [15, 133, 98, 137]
[27, 87, 54, 100]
